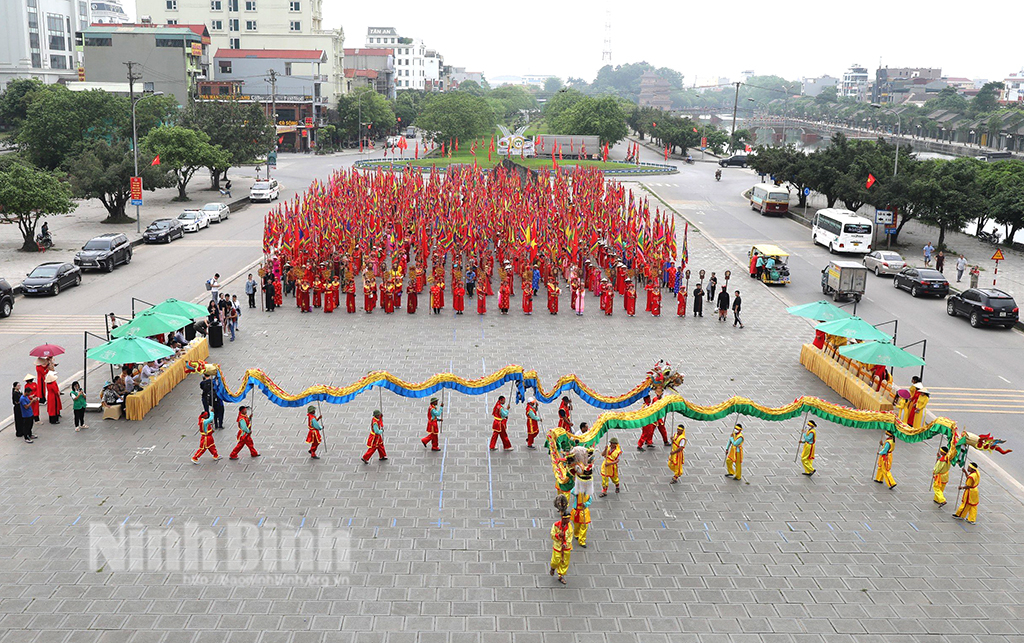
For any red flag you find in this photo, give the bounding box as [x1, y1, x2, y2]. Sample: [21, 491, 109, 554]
[455, 138, 459, 151]
[602, 142, 609, 162]
[278, 136, 284, 144]
[866, 173, 877, 189]
[692, 127, 698, 133]
[150, 155, 161, 166]
[415, 142, 419, 159]
[664, 146, 669, 160]
[744, 144, 752, 152]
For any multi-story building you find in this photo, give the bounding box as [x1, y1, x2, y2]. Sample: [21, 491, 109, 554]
[134, 0, 345, 100]
[424, 48, 444, 91]
[78, 23, 211, 105]
[872, 67, 941, 103]
[1001, 70, 1024, 104]
[449, 67, 484, 89]
[801, 75, 838, 97]
[343, 47, 394, 98]
[204, 48, 326, 151]
[638, 70, 671, 110]
[840, 64, 869, 101]
[365, 27, 425, 90]
[0, 0, 91, 86]
[90, 0, 130, 24]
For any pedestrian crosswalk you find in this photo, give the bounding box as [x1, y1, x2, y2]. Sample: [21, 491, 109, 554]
[172, 239, 262, 248]
[928, 387, 1024, 415]
[0, 314, 110, 336]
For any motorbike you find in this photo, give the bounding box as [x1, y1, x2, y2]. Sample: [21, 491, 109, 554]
[685, 157, 694, 165]
[978, 230, 1000, 245]
[35, 231, 53, 251]
[715, 170, 722, 181]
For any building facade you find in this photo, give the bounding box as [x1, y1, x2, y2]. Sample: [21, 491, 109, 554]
[801, 75, 838, 97]
[638, 70, 671, 109]
[0, 0, 91, 87]
[872, 67, 941, 103]
[343, 48, 394, 98]
[840, 64, 869, 101]
[90, 0, 129, 24]
[364, 27, 425, 90]
[1001, 70, 1024, 103]
[78, 23, 210, 104]
[134, 0, 344, 100]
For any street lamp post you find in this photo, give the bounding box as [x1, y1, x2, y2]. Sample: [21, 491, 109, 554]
[130, 90, 164, 234]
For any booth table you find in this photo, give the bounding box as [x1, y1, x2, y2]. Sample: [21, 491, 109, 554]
[125, 338, 209, 420]
[799, 343, 894, 413]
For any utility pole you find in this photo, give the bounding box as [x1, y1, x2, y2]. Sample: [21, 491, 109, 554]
[730, 81, 741, 153]
[357, 91, 362, 154]
[265, 69, 278, 179]
[125, 61, 143, 233]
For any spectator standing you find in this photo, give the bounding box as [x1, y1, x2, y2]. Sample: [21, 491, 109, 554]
[955, 255, 967, 283]
[18, 381, 35, 443]
[209, 273, 221, 302]
[935, 251, 945, 273]
[108, 313, 119, 331]
[716, 286, 730, 322]
[226, 301, 238, 342]
[732, 290, 744, 328]
[706, 272, 718, 303]
[692, 283, 704, 317]
[212, 390, 225, 430]
[923, 243, 934, 266]
[70, 381, 88, 431]
[12, 382, 27, 440]
[231, 295, 242, 330]
[263, 272, 276, 312]
[200, 374, 213, 414]
[245, 274, 258, 308]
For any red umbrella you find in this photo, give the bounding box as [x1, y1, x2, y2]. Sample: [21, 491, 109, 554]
[30, 344, 65, 358]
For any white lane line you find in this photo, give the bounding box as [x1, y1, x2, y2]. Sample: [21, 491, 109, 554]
[954, 350, 967, 358]
[1000, 376, 1012, 384]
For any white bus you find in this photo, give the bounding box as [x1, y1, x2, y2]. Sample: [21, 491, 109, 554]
[811, 208, 873, 254]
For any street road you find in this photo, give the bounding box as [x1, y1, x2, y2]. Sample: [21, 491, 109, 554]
[633, 147, 1024, 481]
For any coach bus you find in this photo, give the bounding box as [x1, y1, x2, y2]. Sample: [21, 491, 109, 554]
[812, 208, 874, 255]
[749, 183, 791, 216]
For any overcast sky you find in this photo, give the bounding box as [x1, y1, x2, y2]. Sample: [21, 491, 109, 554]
[320, 0, 1018, 85]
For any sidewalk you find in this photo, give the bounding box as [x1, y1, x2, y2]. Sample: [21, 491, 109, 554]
[0, 166, 259, 284]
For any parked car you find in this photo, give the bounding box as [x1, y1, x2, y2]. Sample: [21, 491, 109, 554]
[947, 288, 1019, 328]
[201, 202, 230, 222]
[74, 233, 132, 272]
[862, 250, 907, 276]
[177, 210, 210, 232]
[249, 178, 280, 202]
[22, 261, 81, 296]
[143, 218, 185, 244]
[0, 277, 13, 318]
[719, 154, 748, 168]
[893, 266, 949, 298]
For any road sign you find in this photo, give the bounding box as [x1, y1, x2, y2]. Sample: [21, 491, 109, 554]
[884, 228, 898, 235]
[992, 248, 1005, 261]
[803, 187, 810, 196]
[130, 176, 143, 206]
[701, 137, 707, 149]
[875, 209, 894, 225]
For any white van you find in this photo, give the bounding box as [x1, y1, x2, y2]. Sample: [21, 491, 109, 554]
[812, 208, 873, 255]
[249, 178, 280, 203]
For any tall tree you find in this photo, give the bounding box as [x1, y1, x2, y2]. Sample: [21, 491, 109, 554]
[66, 140, 172, 223]
[970, 81, 1003, 116]
[543, 77, 563, 94]
[182, 100, 273, 188]
[142, 126, 229, 201]
[0, 78, 47, 129]
[17, 87, 126, 170]
[0, 162, 77, 251]
[416, 91, 495, 144]
[915, 158, 985, 248]
[550, 96, 628, 145]
[335, 88, 396, 140]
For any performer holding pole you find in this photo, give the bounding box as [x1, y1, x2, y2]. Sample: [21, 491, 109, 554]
[798, 419, 816, 476]
[229, 405, 260, 459]
[525, 396, 542, 449]
[549, 495, 573, 585]
[306, 405, 323, 459]
[490, 395, 512, 450]
[668, 424, 687, 483]
[362, 410, 387, 463]
[724, 423, 744, 480]
[873, 430, 897, 489]
[952, 461, 980, 524]
[932, 445, 952, 507]
[192, 411, 220, 463]
[421, 397, 443, 451]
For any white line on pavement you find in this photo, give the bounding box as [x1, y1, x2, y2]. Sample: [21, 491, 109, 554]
[954, 350, 967, 358]
[1000, 376, 1012, 383]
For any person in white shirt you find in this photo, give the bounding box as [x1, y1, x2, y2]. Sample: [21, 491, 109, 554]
[955, 255, 967, 283]
[209, 273, 221, 303]
[140, 362, 159, 387]
[123, 372, 136, 394]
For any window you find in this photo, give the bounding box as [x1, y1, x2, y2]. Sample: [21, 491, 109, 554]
[284, 62, 292, 75]
[79, 1, 87, 15]
[166, 0, 177, 8]
[49, 54, 68, 69]
[219, 61, 231, 73]
[211, 19, 223, 29]
[227, 0, 238, 10]
[166, 19, 177, 24]
[245, 19, 256, 30]
[210, 0, 221, 8]
[289, 20, 300, 31]
[229, 37, 240, 48]
[155, 38, 184, 47]
[245, 0, 256, 9]
[48, 34, 66, 51]
[29, 32, 40, 48]
[229, 18, 238, 30]
[289, 0, 300, 9]
[31, 53, 42, 67]
[217, 86, 230, 95]
[84, 36, 112, 46]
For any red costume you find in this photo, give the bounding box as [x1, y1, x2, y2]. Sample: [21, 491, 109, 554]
[363, 415, 387, 461]
[489, 400, 511, 450]
[600, 282, 613, 315]
[650, 287, 662, 317]
[677, 288, 687, 316]
[477, 290, 488, 314]
[498, 284, 510, 312]
[453, 284, 465, 314]
[430, 282, 444, 312]
[306, 412, 323, 457]
[45, 380, 61, 420]
[35, 364, 48, 402]
[624, 284, 637, 316]
[230, 410, 259, 458]
[522, 288, 533, 314]
[525, 401, 540, 447]
[407, 284, 418, 314]
[346, 280, 357, 313]
[546, 282, 560, 314]
[312, 279, 323, 308]
[559, 398, 572, 427]
[637, 396, 656, 449]
[421, 402, 441, 450]
[299, 281, 312, 313]
[324, 281, 336, 313]
[382, 283, 394, 314]
[193, 413, 219, 461]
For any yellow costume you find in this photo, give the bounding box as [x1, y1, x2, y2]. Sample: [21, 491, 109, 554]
[874, 432, 897, 488]
[726, 425, 743, 480]
[932, 446, 952, 506]
[800, 421, 817, 475]
[953, 464, 980, 524]
[549, 517, 573, 579]
[571, 493, 591, 546]
[668, 426, 686, 481]
[600, 440, 621, 495]
[910, 387, 930, 429]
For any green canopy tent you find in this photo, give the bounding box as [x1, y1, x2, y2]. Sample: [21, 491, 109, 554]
[111, 310, 192, 339]
[86, 335, 176, 364]
[838, 340, 926, 368]
[148, 298, 210, 320]
[815, 317, 893, 342]
[786, 300, 853, 322]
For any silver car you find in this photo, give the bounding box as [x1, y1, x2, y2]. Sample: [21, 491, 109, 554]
[201, 202, 230, 223]
[863, 250, 906, 276]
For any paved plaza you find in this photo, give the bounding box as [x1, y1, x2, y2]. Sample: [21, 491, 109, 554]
[2, 221, 1023, 643]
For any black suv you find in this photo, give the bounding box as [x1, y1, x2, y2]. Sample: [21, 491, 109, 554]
[947, 288, 1019, 328]
[719, 154, 748, 168]
[0, 277, 13, 318]
[74, 233, 132, 272]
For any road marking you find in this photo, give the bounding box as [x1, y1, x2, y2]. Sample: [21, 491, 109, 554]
[1000, 376, 1012, 384]
[954, 350, 967, 358]
[173, 239, 262, 247]
[0, 314, 109, 335]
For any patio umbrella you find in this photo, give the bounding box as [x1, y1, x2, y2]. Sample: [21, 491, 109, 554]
[87, 335, 175, 365]
[148, 298, 210, 320]
[786, 300, 853, 322]
[29, 343, 65, 358]
[838, 340, 926, 368]
[111, 310, 192, 339]
[815, 317, 892, 342]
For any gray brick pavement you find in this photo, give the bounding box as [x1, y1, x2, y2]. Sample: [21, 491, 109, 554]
[0, 220, 1021, 643]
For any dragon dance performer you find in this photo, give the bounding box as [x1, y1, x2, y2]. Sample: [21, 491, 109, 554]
[362, 410, 387, 463]
[559, 396, 573, 427]
[932, 445, 952, 507]
[571, 483, 592, 548]
[192, 411, 220, 463]
[229, 405, 260, 459]
[800, 420, 817, 476]
[873, 430, 897, 489]
[490, 396, 512, 450]
[306, 405, 323, 459]
[525, 397, 542, 449]
[725, 424, 744, 480]
[568, 445, 595, 547]
[421, 398, 443, 451]
[668, 424, 686, 483]
[653, 393, 669, 445]
[637, 395, 656, 450]
[952, 462, 980, 524]
[550, 495, 573, 584]
[599, 437, 621, 496]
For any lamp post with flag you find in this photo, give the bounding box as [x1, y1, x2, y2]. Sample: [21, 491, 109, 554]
[129, 88, 164, 233]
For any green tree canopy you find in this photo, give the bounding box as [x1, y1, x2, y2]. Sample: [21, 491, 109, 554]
[181, 100, 273, 187]
[391, 89, 427, 128]
[543, 77, 563, 93]
[66, 139, 172, 222]
[416, 91, 496, 144]
[18, 87, 127, 170]
[142, 125, 229, 201]
[335, 88, 396, 141]
[0, 161, 77, 251]
[550, 96, 628, 146]
[971, 82, 1004, 116]
[456, 80, 485, 97]
[0, 78, 47, 128]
